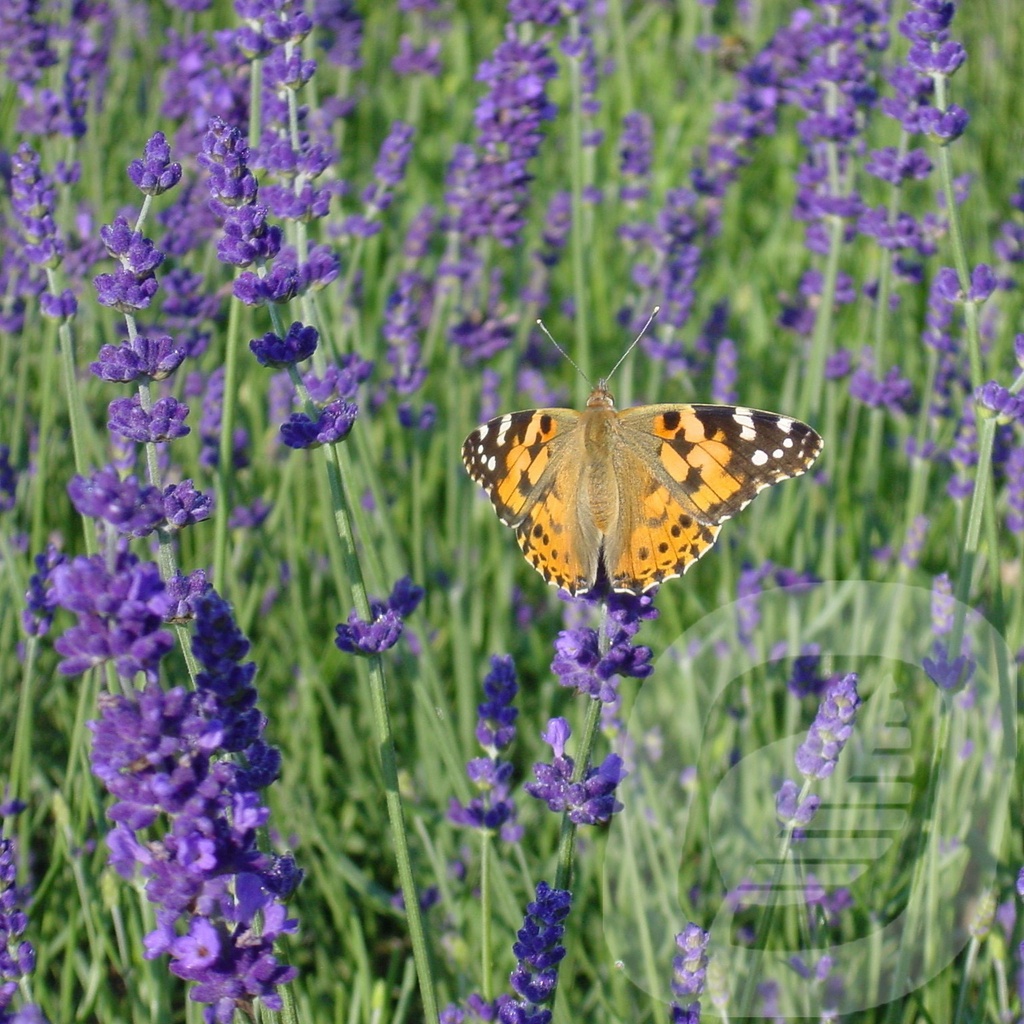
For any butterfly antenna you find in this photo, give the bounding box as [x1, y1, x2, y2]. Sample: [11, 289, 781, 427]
[535, 317, 594, 388]
[605, 305, 660, 383]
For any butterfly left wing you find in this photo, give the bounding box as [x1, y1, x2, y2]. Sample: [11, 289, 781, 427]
[607, 404, 822, 593]
[463, 408, 597, 593]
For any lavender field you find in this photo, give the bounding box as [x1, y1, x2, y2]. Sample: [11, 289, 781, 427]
[1, 1, 1022, 1022]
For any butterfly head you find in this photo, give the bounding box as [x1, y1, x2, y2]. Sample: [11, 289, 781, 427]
[587, 381, 616, 409]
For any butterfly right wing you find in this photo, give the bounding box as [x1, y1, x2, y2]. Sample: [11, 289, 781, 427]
[462, 409, 594, 593]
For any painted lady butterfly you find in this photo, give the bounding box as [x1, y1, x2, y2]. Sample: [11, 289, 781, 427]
[462, 380, 822, 596]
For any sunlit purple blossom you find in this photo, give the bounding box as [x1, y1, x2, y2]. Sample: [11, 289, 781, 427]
[91, 333, 188, 383]
[392, 35, 442, 77]
[794, 673, 860, 780]
[525, 718, 626, 825]
[89, 590, 300, 1023]
[551, 596, 653, 704]
[670, 922, 709, 1023]
[9, 144, 65, 274]
[499, 881, 571, 1024]
[445, 31, 558, 248]
[68, 467, 166, 537]
[0, 446, 17, 512]
[775, 778, 819, 830]
[335, 576, 424, 655]
[51, 549, 175, 681]
[250, 322, 319, 367]
[128, 131, 183, 196]
[108, 394, 190, 444]
[280, 399, 358, 449]
[201, 118, 283, 266]
[0, 806, 50, 1024]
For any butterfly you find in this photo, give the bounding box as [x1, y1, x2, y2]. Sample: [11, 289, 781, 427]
[462, 380, 822, 597]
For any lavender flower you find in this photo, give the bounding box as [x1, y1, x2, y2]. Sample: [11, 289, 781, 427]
[670, 923, 709, 1023]
[793, 673, 860, 780]
[89, 591, 299, 1022]
[525, 718, 626, 825]
[67, 466, 166, 538]
[618, 111, 653, 205]
[51, 549, 175, 681]
[922, 642, 974, 692]
[128, 131, 183, 196]
[335, 577, 424, 656]
[250, 322, 319, 367]
[499, 882, 571, 1024]
[107, 394, 191, 444]
[200, 118, 282, 268]
[344, 120, 415, 237]
[448, 655, 521, 840]
[22, 544, 64, 637]
[775, 778, 820, 830]
[0, 808, 50, 1024]
[551, 591, 654, 703]
[91, 333, 188, 383]
[445, 31, 558, 249]
[280, 400, 358, 449]
[0, 446, 17, 512]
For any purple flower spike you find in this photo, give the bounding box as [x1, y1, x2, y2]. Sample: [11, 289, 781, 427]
[551, 596, 654, 703]
[162, 480, 213, 529]
[68, 466, 166, 537]
[0, 810, 49, 1023]
[794, 673, 860, 780]
[975, 381, 1024, 423]
[449, 654, 521, 841]
[91, 334, 187, 383]
[250, 322, 319, 367]
[280, 400, 357, 449]
[500, 882, 571, 1024]
[775, 778, 820, 829]
[335, 577, 422, 656]
[525, 718, 627, 825]
[671, 923, 709, 1009]
[23, 544, 65, 638]
[127, 132, 183, 196]
[922, 641, 974, 692]
[88, 590, 300, 1021]
[51, 551, 175, 681]
[0, 445, 17, 512]
[108, 394, 190, 443]
[475, 655, 519, 752]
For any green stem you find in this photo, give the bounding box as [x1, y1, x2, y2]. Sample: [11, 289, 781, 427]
[566, 16, 590, 401]
[318, 433, 439, 1024]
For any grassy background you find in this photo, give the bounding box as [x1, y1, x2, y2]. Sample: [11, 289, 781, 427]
[1, 1, 1022, 1021]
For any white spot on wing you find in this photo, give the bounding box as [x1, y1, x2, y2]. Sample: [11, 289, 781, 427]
[777, 417, 794, 434]
[495, 415, 513, 446]
[751, 449, 769, 467]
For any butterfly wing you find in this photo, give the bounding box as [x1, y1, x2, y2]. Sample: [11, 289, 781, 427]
[462, 409, 596, 593]
[607, 404, 822, 593]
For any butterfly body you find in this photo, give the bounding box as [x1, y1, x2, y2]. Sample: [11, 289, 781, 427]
[463, 382, 822, 596]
